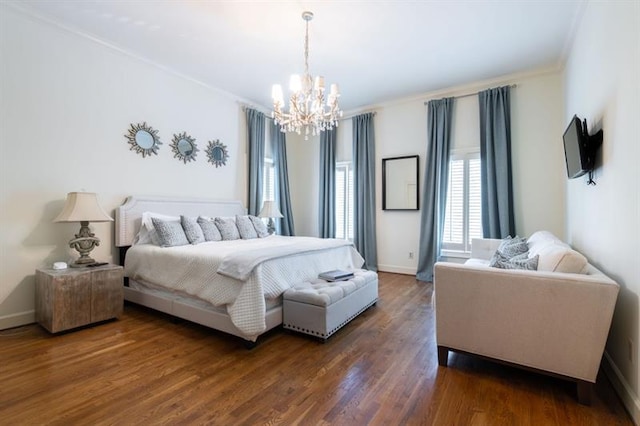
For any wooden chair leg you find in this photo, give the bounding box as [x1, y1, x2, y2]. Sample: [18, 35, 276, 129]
[576, 380, 593, 405]
[437, 346, 449, 367]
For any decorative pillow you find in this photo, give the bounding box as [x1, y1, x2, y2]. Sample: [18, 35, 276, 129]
[491, 252, 539, 270]
[236, 215, 258, 239]
[150, 217, 189, 247]
[534, 243, 588, 274]
[214, 217, 240, 240]
[181, 215, 205, 245]
[136, 212, 180, 245]
[497, 236, 528, 259]
[249, 215, 270, 238]
[197, 216, 222, 241]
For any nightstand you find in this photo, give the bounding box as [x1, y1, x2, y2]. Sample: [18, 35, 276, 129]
[35, 264, 124, 333]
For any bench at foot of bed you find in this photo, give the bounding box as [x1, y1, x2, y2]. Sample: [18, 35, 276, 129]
[282, 269, 378, 341]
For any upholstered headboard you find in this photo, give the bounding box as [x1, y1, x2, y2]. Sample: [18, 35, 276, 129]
[115, 195, 246, 247]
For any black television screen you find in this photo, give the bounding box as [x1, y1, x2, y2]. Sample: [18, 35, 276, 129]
[563, 115, 591, 179]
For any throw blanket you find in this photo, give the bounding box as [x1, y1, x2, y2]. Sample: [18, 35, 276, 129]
[218, 237, 354, 280]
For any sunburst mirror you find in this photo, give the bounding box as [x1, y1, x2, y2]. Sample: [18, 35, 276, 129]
[171, 132, 198, 164]
[206, 139, 229, 168]
[125, 122, 161, 157]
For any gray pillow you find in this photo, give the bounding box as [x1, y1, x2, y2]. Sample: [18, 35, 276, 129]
[181, 215, 204, 245]
[197, 216, 222, 241]
[491, 252, 539, 270]
[214, 217, 240, 240]
[497, 236, 528, 258]
[236, 215, 258, 239]
[249, 215, 270, 238]
[151, 217, 189, 247]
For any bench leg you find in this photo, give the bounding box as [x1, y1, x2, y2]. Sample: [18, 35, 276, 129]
[576, 380, 593, 405]
[437, 346, 449, 367]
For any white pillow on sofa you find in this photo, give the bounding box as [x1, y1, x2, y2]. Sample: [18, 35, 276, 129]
[534, 243, 588, 274]
[527, 231, 588, 274]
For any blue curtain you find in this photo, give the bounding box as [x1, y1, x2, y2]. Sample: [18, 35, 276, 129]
[270, 120, 295, 236]
[353, 113, 377, 271]
[245, 108, 265, 216]
[479, 86, 515, 238]
[318, 127, 336, 238]
[416, 98, 454, 282]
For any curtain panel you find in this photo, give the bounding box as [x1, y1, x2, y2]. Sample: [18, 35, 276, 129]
[245, 108, 265, 216]
[352, 112, 377, 271]
[270, 121, 295, 236]
[416, 97, 454, 282]
[318, 127, 336, 238]
[478, 86, 515, 238]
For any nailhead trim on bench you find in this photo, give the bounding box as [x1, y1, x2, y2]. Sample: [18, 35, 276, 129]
[283, 298, 378, 339]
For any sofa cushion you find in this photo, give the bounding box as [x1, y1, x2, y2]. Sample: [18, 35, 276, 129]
[533, 243, 588, 274]
[526, 231, 588, 274]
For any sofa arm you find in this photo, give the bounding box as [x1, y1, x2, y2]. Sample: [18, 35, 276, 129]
[433, 261, 619, 383]
[470, 238, 502, 260]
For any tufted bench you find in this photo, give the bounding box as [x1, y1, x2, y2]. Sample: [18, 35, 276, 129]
[283, 269, 378, 340]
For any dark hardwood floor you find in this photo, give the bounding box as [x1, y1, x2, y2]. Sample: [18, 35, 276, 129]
[0, 272, 632, 425]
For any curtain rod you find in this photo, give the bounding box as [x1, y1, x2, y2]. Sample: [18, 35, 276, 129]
[423, 84, 517, 104]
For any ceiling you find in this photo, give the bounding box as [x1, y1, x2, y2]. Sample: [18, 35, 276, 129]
[7, 1, 584, 112]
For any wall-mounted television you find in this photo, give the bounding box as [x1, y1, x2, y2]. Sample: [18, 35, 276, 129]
[562, 115, 603, 182]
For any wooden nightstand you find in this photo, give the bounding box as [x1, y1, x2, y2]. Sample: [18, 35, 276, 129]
[35, 264, 124, 333]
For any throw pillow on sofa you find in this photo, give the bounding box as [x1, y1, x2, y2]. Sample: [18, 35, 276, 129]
[497, 235, 529, 258]
[490, 251, 539, 270]
[527, 231, 589, 274]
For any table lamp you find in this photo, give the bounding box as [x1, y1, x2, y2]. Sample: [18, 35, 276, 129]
[258, 200, 283, 235]
[53, 192, 113, 267]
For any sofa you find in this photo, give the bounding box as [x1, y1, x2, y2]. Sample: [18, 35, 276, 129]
[434, 231, 619, 405]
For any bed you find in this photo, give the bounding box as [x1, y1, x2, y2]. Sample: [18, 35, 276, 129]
[115, 195, 364, 344]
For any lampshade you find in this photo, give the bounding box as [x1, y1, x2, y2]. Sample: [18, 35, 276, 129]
[258, 201, 283, 219]
[54, 192, 113, 223]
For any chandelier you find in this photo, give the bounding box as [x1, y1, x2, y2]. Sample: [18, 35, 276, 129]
[272, 11, 342, 139]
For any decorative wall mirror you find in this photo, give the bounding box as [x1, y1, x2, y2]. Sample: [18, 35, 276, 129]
[206, 139, 229, 168]
[125, 122, 161, 157]
[382, 155, 419, 210]
[171, 132, 198, 164]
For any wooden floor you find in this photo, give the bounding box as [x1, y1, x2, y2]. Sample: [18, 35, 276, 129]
[0, 272, 632, 425]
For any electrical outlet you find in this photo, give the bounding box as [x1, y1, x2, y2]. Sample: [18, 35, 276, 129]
[629, 339, 634, 363]
[408, 252, 414, 259]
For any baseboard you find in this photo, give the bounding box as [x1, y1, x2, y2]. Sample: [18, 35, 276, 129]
[603, 351, 640, 425]
[377, 264, 417, 276]
[0, 310, 35, 330]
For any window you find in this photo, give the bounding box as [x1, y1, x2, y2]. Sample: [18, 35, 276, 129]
[263, 158, 275, 202]
[335, 161, 354, 240]
[442, 152, 482, 254]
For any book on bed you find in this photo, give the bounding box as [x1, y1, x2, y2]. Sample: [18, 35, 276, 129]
[318, 269, 354, 282]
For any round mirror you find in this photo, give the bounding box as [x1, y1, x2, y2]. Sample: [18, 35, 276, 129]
[135, 130, 155, 149]
[213, 147, 223, 161]
[206, 139, 229, 168]
[125, 122, 161, 157]
[171, 132, 198, 164]
[178, 139, 193, 155]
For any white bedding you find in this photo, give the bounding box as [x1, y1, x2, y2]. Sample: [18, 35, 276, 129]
[124, 236, 364, 340]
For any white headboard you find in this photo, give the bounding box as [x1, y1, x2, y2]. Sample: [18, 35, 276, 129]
[115, 195, 246, 247]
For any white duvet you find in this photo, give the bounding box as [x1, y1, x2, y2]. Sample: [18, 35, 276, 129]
[124, 236, 364, 340]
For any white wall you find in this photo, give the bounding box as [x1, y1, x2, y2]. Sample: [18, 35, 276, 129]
[290, 71, 565, 275]
[0, 8, 246, 327]
[563, 1, 639, 421]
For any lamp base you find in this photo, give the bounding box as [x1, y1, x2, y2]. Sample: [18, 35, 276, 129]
[69, 221, 101, 267]
[267, 218, 276, 235]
